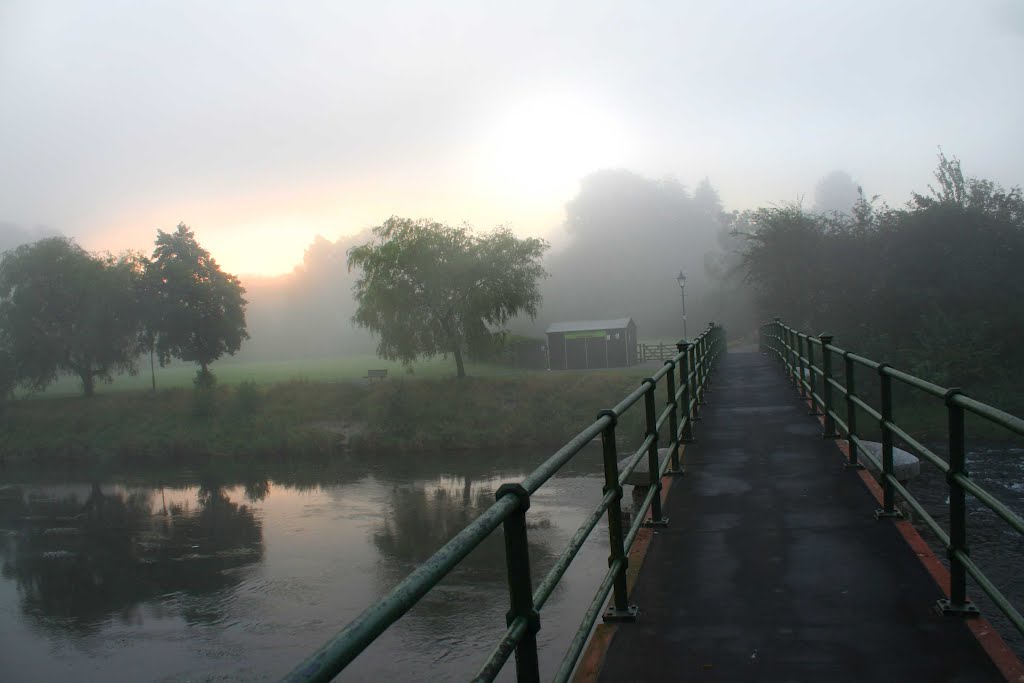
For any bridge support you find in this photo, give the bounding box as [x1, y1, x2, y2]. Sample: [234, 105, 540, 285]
[874, 367, 903, 519]
[597, 410, 639, 623]
[842, 352, 865, 469]
[938, 390, 980, 617]
[819, 334, 839, 439]
[494, 483, 542, 682]
[642, 380, 669, 526]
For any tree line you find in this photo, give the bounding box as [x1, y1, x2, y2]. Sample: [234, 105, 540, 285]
[739, 152, 1024, 394]
[0, 223, 248, 398]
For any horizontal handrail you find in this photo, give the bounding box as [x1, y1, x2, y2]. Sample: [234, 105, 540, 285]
[283, 323, 727, 682]
[760, 319, 1024, 637]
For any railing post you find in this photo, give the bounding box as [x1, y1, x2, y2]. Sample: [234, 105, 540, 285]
[875, 365, 902, 519]
[806, 338, 821, 415]
[677, 343, 694, 441]
[696, 334, 707, 406]
[692, 336, 701, 405]
[642, 380, 668, 526]
[796, 334, 807, 399]
[597, 410, 638, 622]
[843, 352, 864, 469]
[786, 327, 796, 384]
[494, 484, 541, 682]
[939, 389, 979, 616]
[772, 317, 781, 360]
[704, 323, 714, 393]
[819, 334, 838, 438]
[663, 357, 682, 475]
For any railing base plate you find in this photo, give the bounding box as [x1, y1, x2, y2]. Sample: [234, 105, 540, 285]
[643, 517, 669, 528]
[937, 599, 980, 617]
[874, 508, 904, 520]
[664, 467, 686, 477]
[821, 432, 839, 439]
[843, 462, 866, 470]
[603, 605, 639, 623]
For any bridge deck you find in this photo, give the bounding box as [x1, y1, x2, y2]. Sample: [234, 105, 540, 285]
[595, 351, 1004, 682]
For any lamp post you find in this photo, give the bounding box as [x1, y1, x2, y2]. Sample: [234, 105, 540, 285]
[676, 270, 688, 341]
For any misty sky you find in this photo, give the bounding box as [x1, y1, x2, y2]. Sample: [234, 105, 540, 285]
[2, 0, 1022, 276]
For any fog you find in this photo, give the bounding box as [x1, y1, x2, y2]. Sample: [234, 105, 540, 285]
[2, 1, 1023, 361]
[232, 169, 751, 361]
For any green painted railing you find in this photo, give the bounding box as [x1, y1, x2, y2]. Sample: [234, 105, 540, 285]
[283, 323, 726, 682]
[761, 319, 1024, 634]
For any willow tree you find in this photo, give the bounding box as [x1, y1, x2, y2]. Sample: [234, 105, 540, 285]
[347, 217, 548, 378]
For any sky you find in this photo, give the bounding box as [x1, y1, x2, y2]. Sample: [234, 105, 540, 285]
[1, 0, 1023, 276]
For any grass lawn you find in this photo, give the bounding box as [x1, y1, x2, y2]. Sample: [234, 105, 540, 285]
[4, 353, 661, 461]
[31, 354, 532, 398]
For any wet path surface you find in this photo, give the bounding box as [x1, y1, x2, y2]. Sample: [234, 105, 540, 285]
[597, 351, 1004, 682]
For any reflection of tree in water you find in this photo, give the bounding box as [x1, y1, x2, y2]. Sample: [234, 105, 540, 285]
[371, 475, 555, 640]
[0, 478, 263, 633]
[373, 475, 553, 585]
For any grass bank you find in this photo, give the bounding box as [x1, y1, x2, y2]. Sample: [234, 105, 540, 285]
[1, 368, 655, 464]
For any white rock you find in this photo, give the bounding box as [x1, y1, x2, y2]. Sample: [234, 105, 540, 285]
[856, 441, 921, 483]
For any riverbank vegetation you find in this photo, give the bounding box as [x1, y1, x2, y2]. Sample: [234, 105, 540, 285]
[0, 369, 652, 464]
[739, 152, 1024, 413]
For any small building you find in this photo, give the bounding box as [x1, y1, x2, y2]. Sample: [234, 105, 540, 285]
[546, 318, 637, 370]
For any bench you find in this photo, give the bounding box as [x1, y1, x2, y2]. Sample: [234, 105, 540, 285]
[366, 369, 388, 382]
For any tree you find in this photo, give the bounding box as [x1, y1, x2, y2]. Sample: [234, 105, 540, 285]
[813, 170, 861, 215]
[149, 224, 249, 383]
[542, 170, 723, 338]
[347, 217, 548, 378]
[912, 149, 1024, 226]
[0, 237, 141, 396]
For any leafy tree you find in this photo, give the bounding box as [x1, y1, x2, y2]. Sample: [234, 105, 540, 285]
[912, 149, 1024, 225]
[149, 224, 249, 384]
[347, 217, 548, 378]
[739, 153, 1024, 396]
[0, 237, 141, 396]
[0, 345, 14, 407]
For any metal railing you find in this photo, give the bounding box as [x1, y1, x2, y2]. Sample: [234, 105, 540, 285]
[760, 318, 1024, 633]
[283, 323, 726, 682]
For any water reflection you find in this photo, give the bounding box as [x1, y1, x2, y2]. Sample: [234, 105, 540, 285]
[374, 473, 555, 589]
[0, 479, 263, 632]
[0, 451, 607, 682]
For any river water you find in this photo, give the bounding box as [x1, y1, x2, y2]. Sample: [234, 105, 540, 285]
[2, 444, 1022, 681]
[0, 450, 614, 682]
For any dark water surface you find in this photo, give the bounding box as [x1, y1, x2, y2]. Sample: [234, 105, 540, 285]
[904, 444, 1024, 658]
[0, 450, 612, 682]
[3, 442, 1022, 681]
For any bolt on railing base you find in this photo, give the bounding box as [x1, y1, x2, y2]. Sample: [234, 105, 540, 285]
[874, 508, 904, 520]
[937, 598, 980, 617]
[603, 605, 639, 623]
[642, 517, 669, 528]
[843, 462, 866, 470]
[663, 467, 686, 477]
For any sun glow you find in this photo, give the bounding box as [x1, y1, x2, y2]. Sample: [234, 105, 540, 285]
[473, 92, 634, 201]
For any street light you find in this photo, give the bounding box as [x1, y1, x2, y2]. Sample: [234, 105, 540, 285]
[676, 270, 688, 341]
